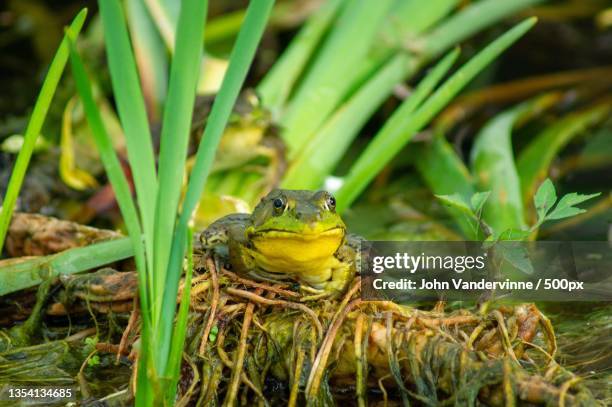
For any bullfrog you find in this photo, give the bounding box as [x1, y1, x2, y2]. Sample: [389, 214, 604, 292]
[200, 189, 361, 300]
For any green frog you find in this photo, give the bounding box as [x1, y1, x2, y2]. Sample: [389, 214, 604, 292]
[200, 189, 361, 300]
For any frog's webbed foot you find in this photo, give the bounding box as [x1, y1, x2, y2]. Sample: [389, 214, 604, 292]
[299, 269, 354, 302]
[299, 285, 341, 301]
[200, 214, 250, 249]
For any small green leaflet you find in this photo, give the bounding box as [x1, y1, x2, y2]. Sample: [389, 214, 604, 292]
[534, 178, 600, 224]
[534, 178, 556, 222]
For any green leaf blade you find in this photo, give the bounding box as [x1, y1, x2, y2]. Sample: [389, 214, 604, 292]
[534, 178, 557, 222]
[517, 103, 610, 208]
[281, 53, 417, 190]
[280, 0, 395, 153]
[547, 192, 601, 221]
[420, 0, 544, 59]
[471, 191, 491, 215]
[0, 9, 87, 253]
[98, 0, 159, 271]
[413, 133, 476, 238]
[470, 102, 532, 234]
[125, 0, 169, 120]
[336, 18, 537, 212]
[152, 0, 208, 323]
[155, 0, 276, 385]
[257, 0, 345, 115]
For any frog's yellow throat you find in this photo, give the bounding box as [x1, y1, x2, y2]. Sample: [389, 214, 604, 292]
[249, 227, 344, 266]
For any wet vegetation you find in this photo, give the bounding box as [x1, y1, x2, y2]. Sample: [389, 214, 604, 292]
[0, 0, 611, 405]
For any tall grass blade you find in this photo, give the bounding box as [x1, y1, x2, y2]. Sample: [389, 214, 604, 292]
[281, 54, 413, 189]
[69, 43, 156, 402]
[280, 0, 394, 154]
[382, 0, 459, 40]
[69, 44, 147, 296]
[0, 9, 87, 254]
[125, 0, 169, 120]
[144, 0, 178, 49]
[419, 0, 544, 59]
[156, 0, 275, 376]
[98, 0, 158, 272]
[257, 0, 344, 116]
[283, 48, 458, 190]
[336, 18, 537, 212]
[152, 0, 207, 322]
[165, 225, 194, 404]
[0, 237, 132, 296]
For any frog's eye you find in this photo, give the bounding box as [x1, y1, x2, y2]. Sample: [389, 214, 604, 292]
[326, 195, 336, 211]
[272, 197, 286, 213]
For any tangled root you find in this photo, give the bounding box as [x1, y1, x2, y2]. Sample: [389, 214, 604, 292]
[155, 257, 598, 406]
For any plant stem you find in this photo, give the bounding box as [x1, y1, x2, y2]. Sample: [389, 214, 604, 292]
[164, 225, 195, 403]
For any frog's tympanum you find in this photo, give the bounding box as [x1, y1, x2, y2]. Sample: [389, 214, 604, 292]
[201, 190, 360, 299]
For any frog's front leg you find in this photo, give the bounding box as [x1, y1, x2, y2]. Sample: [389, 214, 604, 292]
[300, 260, 355, 301]
[299, 235, 363, 301]
[199, 213, 250, 268]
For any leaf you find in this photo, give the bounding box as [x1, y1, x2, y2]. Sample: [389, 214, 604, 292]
[471, 191, 491, 214]
[99, 0, 159, 265]
[0, 9, 87, 253]
[414, 133, 476, 238]
[470, 95, 556, 235]
[125, 0, 169, 120]
[152, 0, 208, 322]
[533, 178, 556, 222]
[435, 193, 473, 216]
[280, 0, 395, 153]
[88, 355, 100, 367]
[546, 192, 601, 221]
[517, 103, 610, 210]
[495, 243, 534, 275]
[283, 48, 459, 190]
[336, 18, 537, 212]
[209, 325, 219, 343]
[156, 0, 275, 391]
[85, 337, 98, 347]
[257, 0, 344, 114]
[69, 41, 153, 384]
[496, 228, 531, 241]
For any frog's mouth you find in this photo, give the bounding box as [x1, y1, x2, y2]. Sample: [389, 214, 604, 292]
[253, 227, 343, 240]
[250, 227, 344, 264]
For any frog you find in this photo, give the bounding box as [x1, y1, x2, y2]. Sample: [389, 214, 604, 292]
[200, 189, 362, 300]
